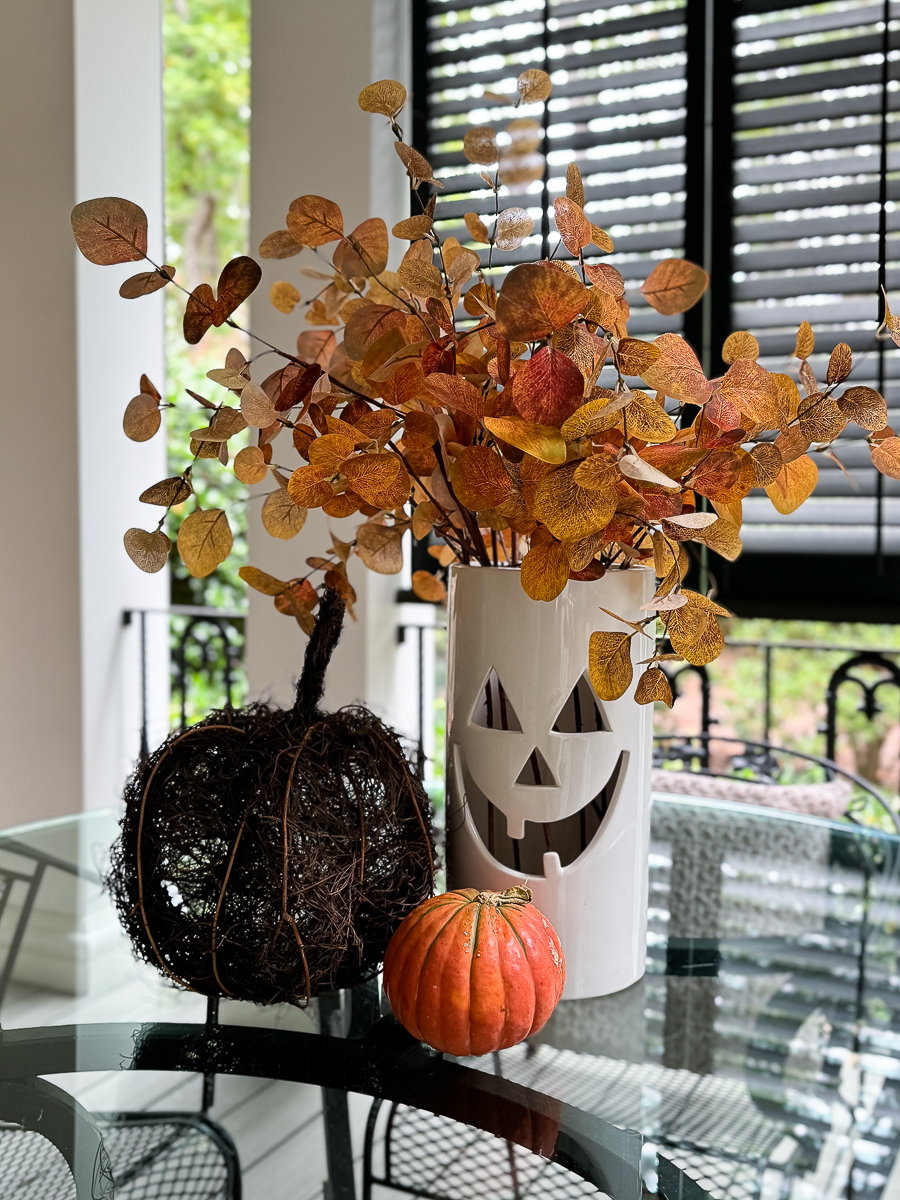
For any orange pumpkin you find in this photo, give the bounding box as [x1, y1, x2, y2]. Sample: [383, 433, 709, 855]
[382, 886, 565, 1056]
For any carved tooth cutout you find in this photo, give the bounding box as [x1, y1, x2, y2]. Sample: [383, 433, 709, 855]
[460, 748, 627, 876]
[470, 667, 523, 731]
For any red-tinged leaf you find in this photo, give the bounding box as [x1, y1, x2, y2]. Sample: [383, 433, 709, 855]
[514, 346, 584, 427]
[276, 362, 322, 412]
[553, 197, 591, 255]
[495, 262, 587, 342]
[333, 217, 389, 278]
[704, 392, 743, 431]
[182, 256, 262, 345]
[343, 304, 408, 360]
[640, 259, 708, 315]
[422, 340, 455, 376]
[420, 373, 485, 419]
[585, 262, 625, 297]
[71, 197, 148, 265]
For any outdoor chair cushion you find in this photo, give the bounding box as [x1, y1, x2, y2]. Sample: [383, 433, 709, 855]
[651, 769, 851, 820]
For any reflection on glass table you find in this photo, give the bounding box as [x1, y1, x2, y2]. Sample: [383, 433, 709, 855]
[0, 795, 898, 1200]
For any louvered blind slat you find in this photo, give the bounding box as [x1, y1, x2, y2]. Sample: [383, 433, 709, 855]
[421, 0, 899, 562]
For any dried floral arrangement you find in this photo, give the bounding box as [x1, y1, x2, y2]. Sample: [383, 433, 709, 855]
[71, 72, 900, 706]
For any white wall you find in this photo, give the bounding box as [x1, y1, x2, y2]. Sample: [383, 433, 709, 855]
[0, 0, 169, 825]
[247, 0, 416, 732]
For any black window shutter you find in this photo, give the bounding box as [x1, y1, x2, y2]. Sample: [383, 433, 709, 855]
[415, 1, 899, 620]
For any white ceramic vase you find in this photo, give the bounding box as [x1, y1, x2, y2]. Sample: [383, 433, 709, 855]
[445, 563, 655, 1000]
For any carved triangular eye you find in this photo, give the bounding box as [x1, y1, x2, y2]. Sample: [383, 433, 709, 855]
[552, 674, 609, 733]
[515, 747, 558, 787]
[471, 668, 523, 731]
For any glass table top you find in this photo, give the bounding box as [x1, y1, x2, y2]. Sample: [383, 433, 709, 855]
[1, 794, 898, 1200]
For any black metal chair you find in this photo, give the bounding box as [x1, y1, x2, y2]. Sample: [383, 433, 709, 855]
[0, 836, 242, 1198]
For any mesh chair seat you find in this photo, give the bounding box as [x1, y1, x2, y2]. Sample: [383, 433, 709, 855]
[0, 1111, 239, 1200]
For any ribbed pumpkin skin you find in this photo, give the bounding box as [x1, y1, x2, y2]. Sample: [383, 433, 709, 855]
[382, 888, 565, 1057]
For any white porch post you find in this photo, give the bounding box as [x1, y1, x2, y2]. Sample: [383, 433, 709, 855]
[0, 0, 168, 826]
[247, 0, 416, 736]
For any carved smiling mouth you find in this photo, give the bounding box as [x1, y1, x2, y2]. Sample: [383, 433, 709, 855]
[452, 746, 627, 877]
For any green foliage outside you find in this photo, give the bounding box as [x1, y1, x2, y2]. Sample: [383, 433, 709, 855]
[162, 0, 251, 720]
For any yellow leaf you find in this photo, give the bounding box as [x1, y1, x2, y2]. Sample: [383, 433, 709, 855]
[588, 631, 634, 701]
[721, 331, 759, 365]
[634, 667, 673, 707]
[520, 527, 569, 601]
[624, 390, 677, 442]
[533, 462, 617, 541]
[239, 566, 288, 595]
[342, 452, 411, 508]
[358, 79, 407, 118]
[411, 570, 447, 603]
[270, 281, 300, 313]
[483, 417, 566, 464]
[794, 321, 814, 360]
[177, 509, 233, 578]
[765, 455, 818, 514]
[261, 488, 307, 539]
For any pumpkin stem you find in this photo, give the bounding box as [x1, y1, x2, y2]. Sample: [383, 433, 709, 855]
[294, 587, 346, 716]
[475, 886, 533, 907]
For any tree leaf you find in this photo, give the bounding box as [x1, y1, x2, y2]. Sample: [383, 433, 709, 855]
[308, 432, 356, 473]
[123, 394, 161, 442]
[123, 527, 170, 573]
[553, 197, 591, 255]
[464, 213, 491, 245]
[591, 225, 614, 253]
[356, 522, 405, 574]
[615, 337, 660, 375]
[517, 68, 552, 103]
[262, 487, 308, 537]
[394, 142, 442, 187]
[286, 195, 344, 247]
[234, 446, 268, 485]
[838, 386, 887, 432]
[392, 214, 433, 240]
[139, 476, 192, 506]
[449, 446, 513, 510]
[240, 381, 279, 428]
[871, 436, 900, 481]
[494, 207, 533, 251]
[239, 565, 289, 595]
[533, 462, 617, 540]
[826, 342, 852, 385]
[411, 570, 447, 602]
[718, 358, 778, 426]
[343, 453, 410, 508]
[398, 257, 444, 299]
[624, 390, 677, 442]
[71, 197, 148, 265]
[794, 321, 814, 359]
[176, 509, 233, 578]
[270, 281, 300, 313]
[797, 393, 845, 442]
[119, 266, 174, 299]
[334, 217, 389, 278]
[495, 262, 587, 341]
[420, 373, 485, 419]
[765, 455, 818, 514]
[520, 526, 569, 601]
[641, 333, 711, 404]
[619, 454, 679, 490]
[464, 126, 498, 165]
[640, 259, 709, 316]
[749, 442, 783, 486]
[566, 162, 585, 207]
[358, 79, 407, 118]
[515, 345, 585, 426]
[258, 229, 303, 259]
[183, 256, 262, 344]
[721, 331, 759, 365]
[344, 304, 407, 359]
[588, 631, 634, 701]
[585, 261, 625, 297]
[634, 667, 673, 707]
[288, 464, 333, 508]
[665, 511, 718, 530]
[484, 416, 566, 464]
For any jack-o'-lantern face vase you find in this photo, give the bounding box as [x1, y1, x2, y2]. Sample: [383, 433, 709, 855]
[445, 564, 654, 1000]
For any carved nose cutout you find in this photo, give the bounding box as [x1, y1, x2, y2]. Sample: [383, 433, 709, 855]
[515, 747, 557, 788]
[471, 668, 522, 731]
[552, 674, 609, 733]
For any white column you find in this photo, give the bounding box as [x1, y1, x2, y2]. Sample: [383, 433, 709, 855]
[0, 0, 168, 827]
[247, 0, 413, 725]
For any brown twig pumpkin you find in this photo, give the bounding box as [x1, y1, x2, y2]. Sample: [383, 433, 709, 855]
[108, 588, 435, 1005]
